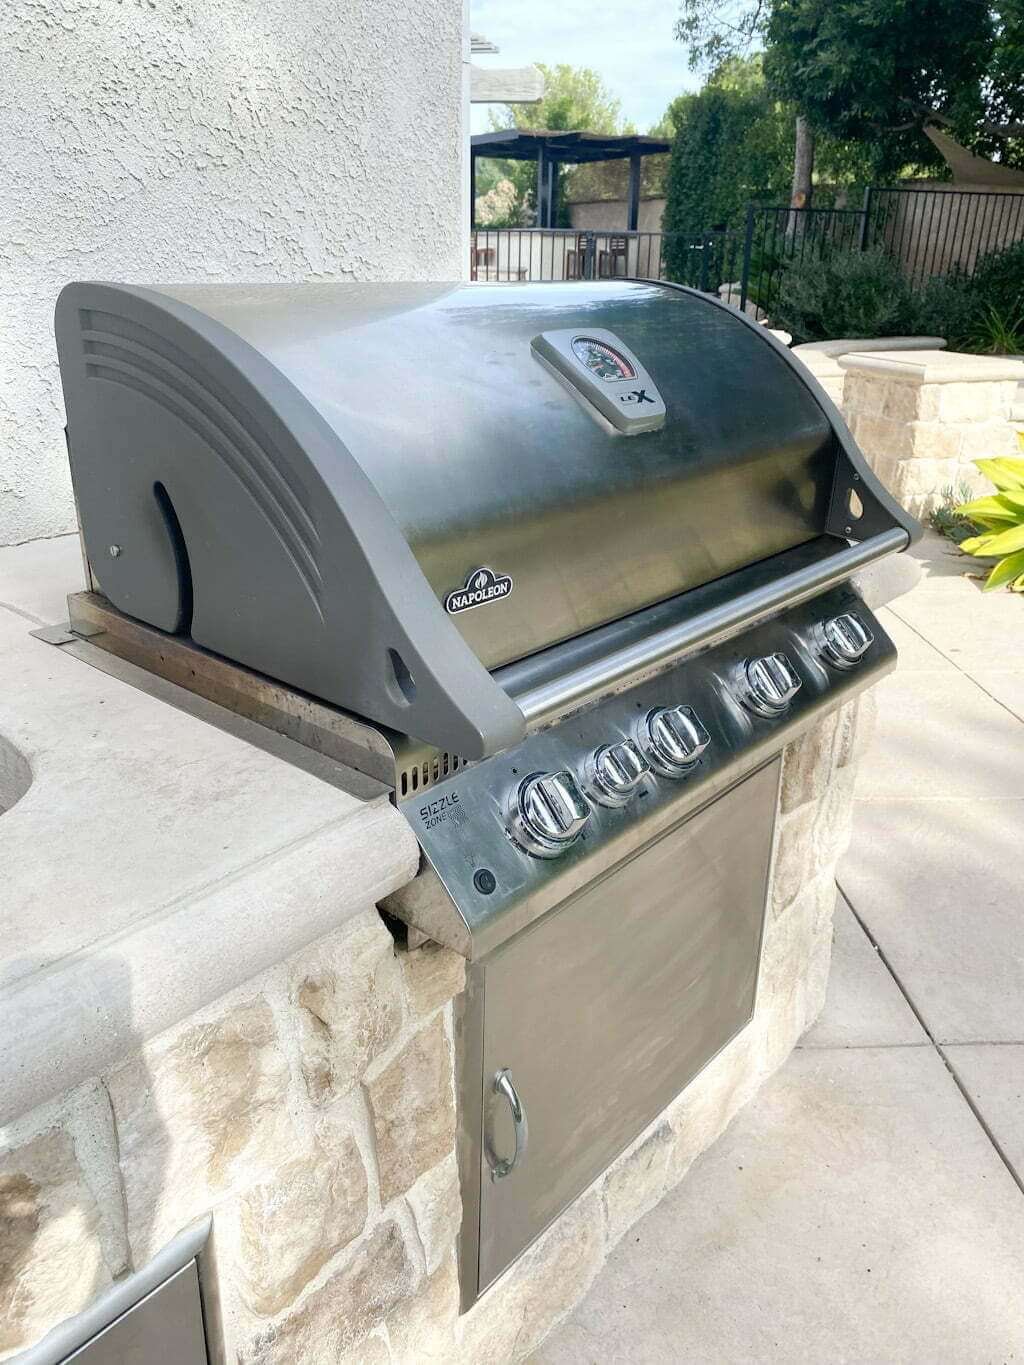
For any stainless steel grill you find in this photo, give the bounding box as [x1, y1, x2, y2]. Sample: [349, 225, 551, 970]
[56, 278, 919, 1306]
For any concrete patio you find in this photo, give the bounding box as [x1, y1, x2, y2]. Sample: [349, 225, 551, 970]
[535, 529, 1024, 1363]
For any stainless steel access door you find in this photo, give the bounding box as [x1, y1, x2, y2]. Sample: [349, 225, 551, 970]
[475, 758, 779, 1294]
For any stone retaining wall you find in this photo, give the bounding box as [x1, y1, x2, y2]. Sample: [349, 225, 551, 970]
[0, 701, 872, 1363]
[839, 350, 1024, 518]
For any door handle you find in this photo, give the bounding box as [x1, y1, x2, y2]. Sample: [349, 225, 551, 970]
[487, 1067, 528, 1180]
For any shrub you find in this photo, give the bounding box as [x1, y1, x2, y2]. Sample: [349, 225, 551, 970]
[766, 236, 1024, 350]
[662, 85, 769, 283]
[930, 482, 980, 544]
[970, 239, 1024, 320]
[955, 453, 1024, 592]
[770, 246, 914, 343]
[967, 302, 1024, 355]
[908, 272, 980, 350]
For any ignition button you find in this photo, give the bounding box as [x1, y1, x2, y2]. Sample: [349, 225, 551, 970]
[473, 868, 497, 895]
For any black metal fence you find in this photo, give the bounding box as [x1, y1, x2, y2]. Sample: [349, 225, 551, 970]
[470, 217, 852, 314]
[472, 187, 1024, 320]
[736, 204, 867, 319]
[740, 190, 1024, 314]
[864, 186, 1024, 285]
[471, 229, 662, 282]
[470, 228, 742, 292]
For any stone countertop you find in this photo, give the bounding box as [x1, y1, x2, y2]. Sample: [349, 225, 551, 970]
[0, 536, 419, 1126]
[792, 336, 948, 357]
[838, 349, 1024, 385]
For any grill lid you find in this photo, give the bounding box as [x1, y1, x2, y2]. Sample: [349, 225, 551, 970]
[55, 279, 916, 757]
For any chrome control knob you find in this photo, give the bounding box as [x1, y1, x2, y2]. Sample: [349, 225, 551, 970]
[509, 770, 591, 858]
[638, 706, 711, 777]
[819, 612, 874, 670]
[586, 739, 650, 807]
[742, 652, 802, 717]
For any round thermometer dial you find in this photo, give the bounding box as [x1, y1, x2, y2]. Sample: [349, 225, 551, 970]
[571, 336, 636, 383]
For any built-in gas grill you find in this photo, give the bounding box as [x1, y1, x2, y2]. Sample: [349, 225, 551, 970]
[55, 279, 918, 1306]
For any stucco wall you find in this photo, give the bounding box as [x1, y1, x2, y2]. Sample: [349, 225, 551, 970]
[568, 198, 667, 234]
[1, 1, 465, 547]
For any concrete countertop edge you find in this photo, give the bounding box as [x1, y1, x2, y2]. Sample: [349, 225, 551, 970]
[0, 797, 419, 1127]
[852, 550, 922, 611]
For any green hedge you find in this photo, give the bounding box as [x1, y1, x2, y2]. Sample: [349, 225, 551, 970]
[972, 239, 1024, 318]
[770, 239, 1024, 351]
[769, 248, 913, 342]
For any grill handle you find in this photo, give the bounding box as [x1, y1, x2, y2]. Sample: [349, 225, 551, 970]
[502, 528, 908, 730]
[487, 1068, 529, 1181]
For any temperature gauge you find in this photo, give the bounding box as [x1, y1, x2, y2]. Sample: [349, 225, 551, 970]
[571, 336, 637, 382]
[532, 326, 666, 435]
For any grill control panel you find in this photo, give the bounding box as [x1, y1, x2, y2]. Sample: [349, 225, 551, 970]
[502, 607, 876, 862]
[511, 701, 715, 852]
[639, 705, 711, 777]
[741, 652, 803, 718]
[585, 739, 650, 808]
[390, 584, 896, 957]
[508, 770, 592, 858]
[819, 612, 874, 669]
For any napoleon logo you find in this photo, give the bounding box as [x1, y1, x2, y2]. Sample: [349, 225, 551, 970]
[618, 388, 655, 406]
[444, 566, 514, 614]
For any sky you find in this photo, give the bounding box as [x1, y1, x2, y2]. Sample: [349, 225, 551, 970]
[469, 0, 701, 135]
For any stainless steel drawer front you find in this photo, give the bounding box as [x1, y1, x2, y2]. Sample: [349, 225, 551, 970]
[475, 759, 779, 1292]
[64, 1263, 207, 1364]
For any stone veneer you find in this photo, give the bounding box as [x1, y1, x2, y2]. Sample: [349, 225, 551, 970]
[839, 350, 1024, 518]
[789, 338, 950, 410]
[0, 701, 873, 1363]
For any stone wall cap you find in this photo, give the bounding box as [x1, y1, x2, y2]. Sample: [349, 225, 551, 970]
[794, 336, 947, 358]
[838, 349, 1024, 384]
[791, 350, 845, 379]
[0, 535, 419, 1125]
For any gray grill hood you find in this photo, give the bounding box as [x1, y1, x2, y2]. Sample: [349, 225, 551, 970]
[55, 280, 916, 757]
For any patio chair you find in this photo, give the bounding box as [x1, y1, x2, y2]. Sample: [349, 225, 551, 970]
[598, 236, 629, 277]
[564, 234, 589, 279]
[470, 243, 497, 280]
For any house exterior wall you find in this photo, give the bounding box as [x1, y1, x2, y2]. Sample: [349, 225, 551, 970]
[0, 0, 465, 547]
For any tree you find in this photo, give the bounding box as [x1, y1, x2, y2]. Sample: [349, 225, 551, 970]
[674, 0, 769, 71]
[764, 0, 994, 173]
[983, 2, 1024, 146]
[678, 0, 1024, 175]
[494, 64, 625, 136]
[647, 94, 694, 142]
[662, 58, 791, 240]
[660, 52, 883, 269]
[478, 65, 629, 226]
[674, 0, 815, 207]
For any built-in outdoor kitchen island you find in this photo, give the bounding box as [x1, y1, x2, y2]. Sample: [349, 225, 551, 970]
[0, 278, 919, 1364]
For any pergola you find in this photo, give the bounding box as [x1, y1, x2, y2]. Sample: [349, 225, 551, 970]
[470, 130, 672, 231]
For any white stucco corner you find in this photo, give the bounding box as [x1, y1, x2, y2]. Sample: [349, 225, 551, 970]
[1, 0, 465, 546]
